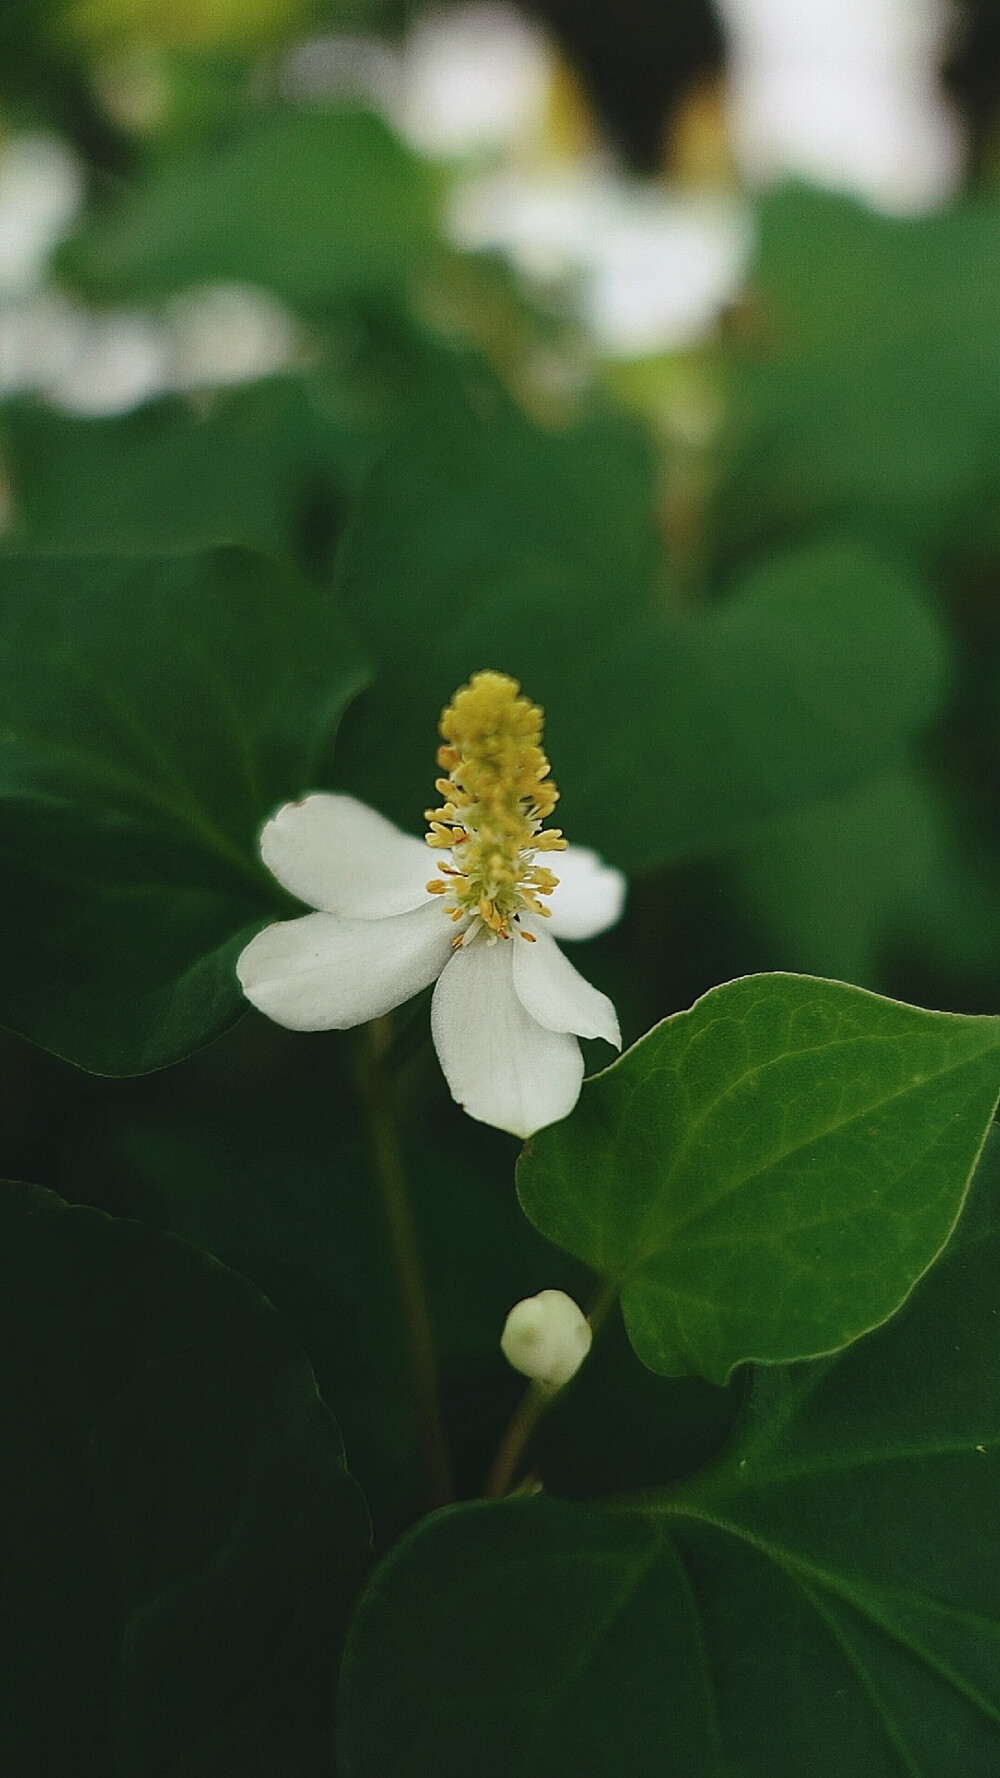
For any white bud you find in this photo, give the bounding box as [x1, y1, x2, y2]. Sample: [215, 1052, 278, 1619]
[500, 1289, 592, 1389]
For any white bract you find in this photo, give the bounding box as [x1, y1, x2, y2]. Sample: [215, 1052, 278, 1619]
[396, 3, 551, 161]
[0, 134, 83, 300]
[165, 282, 298, 390]
[238, 671, 625, 1137]
[44, 309, 171, 416]
[501, 1289, 592, 1388]
[716, 0, 962, 214]
[448, 167, 753, 358]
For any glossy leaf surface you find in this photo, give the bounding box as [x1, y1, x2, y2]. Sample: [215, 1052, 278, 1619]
[518, 973, 1000, 1380]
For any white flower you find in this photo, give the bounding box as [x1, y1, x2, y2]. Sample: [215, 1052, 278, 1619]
[166, 283, 298, 391]
[717, 0, 963, 214]
[501, 1289, 592, 1387]
[0, 292, 89, 398]
[448, 167, 753, 358]
[395, 3, 551, 162]
[0, 134, 83, 301]
[237, 671, 625, 1137]
[44, 309, 171, 416]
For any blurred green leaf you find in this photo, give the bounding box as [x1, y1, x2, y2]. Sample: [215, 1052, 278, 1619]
[61, 109, 436, 308]
[734, 762, 1000, 996]
[736, 764, 942, 988]
[1, 378, 351, 558]
[0, 545, 369, 1070]
[0, 1178, 371, 1777]
[715, 187, 1000, 560]
[518, 973, 1000, 1381]
[331, 387, 948, 872]
[337, 1141, 1000, 1777]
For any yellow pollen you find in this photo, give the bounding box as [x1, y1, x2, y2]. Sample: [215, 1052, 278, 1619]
[424, 670, 567, 939]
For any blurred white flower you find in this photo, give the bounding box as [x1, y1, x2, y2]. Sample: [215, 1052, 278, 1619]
[716, 0, 963, 213]
[501, 1289, 592, 1387]
[449, 166, 753, 357]
[396, 2, 551, 160]
[238, 672, 625, 1138]
[0, 134, 84, 300]
[449, 166, 613, 281]
[44, 310, 171, 416]
[1, 281, 298, 415]
[580, 192, 753, 358]
[0, 292, 90, 398]
[166, 283, 298, 390]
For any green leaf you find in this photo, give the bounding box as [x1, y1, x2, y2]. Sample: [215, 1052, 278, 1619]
[59, 1012, 595, 1543]
[735, 762, 1000, 993]
[0, 546, 369, 1071]
[331, 387, 948, 872]
[1, 1179, 371, 1777]
[533, 1300, 744, 1502]
[61, 109, 435, 307]
[339, 1498, 725, 1778]
[715, 187, 1000, 557]
[517, 973, 1000, 1381]
[0, 378, 350, 559]
[735, 763, 942, 988]
[337, 1143, 1000, 1776]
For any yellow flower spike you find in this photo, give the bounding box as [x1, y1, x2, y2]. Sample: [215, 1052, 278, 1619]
[425, 670, 567, 940]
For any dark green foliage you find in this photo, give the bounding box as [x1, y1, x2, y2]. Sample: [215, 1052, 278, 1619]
[0, 1180, 371, 1777]
[337, 1149, 1000, 1777]
[4, 19, 1000, 1776]
[0, 547, 368, 1068]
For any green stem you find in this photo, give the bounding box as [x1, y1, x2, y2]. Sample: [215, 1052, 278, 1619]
[357, 1017, 454, 1512]
[483, 1380, 551, 1498]
[483, 1278, 621, 1499]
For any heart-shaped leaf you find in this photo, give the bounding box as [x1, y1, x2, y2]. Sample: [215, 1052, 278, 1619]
[337, 1140, 1000, 1776]
[518, 973, 1000, 1381]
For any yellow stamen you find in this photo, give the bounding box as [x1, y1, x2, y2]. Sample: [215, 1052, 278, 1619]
[424, 670, 566, 939]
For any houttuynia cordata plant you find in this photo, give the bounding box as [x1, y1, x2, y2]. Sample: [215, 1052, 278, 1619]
[3, 2, 1000, 1773]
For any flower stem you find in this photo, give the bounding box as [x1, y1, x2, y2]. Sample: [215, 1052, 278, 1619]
[483, 1380, 551, 1498]
[357, 1016, 454, 1513]
[483, 1278, 620, 1499]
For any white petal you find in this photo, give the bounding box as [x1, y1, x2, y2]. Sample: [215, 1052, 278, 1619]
[237, 902, 453, 1031]
[545, 844, 627, 941]
[512, 924, 621, 1048]
[431, 936, 584, 1138]
[260, 793, 435, 916]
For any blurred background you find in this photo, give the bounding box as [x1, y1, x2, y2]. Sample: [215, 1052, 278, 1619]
[4, 0, 1000, 1535]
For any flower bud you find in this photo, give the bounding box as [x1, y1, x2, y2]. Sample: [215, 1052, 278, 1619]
[500, 1289, 592, 1389]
